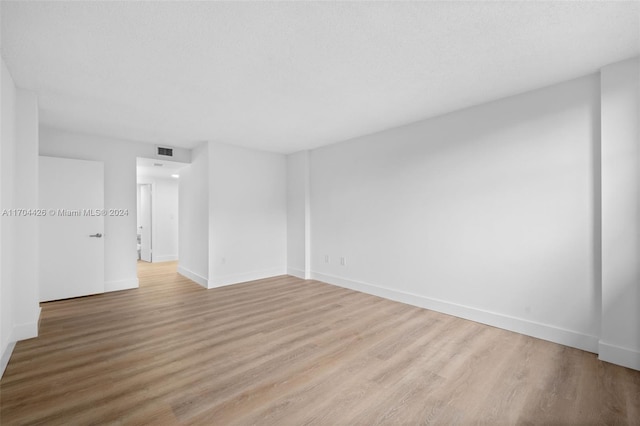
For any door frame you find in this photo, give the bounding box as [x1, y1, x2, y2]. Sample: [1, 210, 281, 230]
[137, 182, 153, 262]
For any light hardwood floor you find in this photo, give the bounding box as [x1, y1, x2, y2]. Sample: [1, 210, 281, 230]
[1, 261, 639, 425]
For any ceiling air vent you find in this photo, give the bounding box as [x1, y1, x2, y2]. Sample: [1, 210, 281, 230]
[156, 146, 174, 157]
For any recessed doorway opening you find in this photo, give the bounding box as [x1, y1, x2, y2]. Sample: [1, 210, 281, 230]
[136, 157, 188, 266]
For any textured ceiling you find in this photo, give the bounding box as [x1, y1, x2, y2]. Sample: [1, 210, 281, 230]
[1, 1, 639, 154]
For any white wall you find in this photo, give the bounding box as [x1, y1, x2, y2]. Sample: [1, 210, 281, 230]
[178, 142, 209, 287]
[13, 89, 40, 336]
[1, 58, 40, 377]
[309, 74, 601, 352]
[39, 127, 190, 292]
[178, 141, 287, 288]
[154, 179, 179, 262]
[137, 177, 179, 263]
[208, 142, 287, 287]
[600, 57, 640, 370]
[286, 150, 311, 279]
[1, 56, 17, 376]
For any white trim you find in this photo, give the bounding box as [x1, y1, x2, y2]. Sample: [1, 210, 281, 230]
[598, 341, 640, 371]
[1, 306, 41, 379]
[311, 271, 599, 353]
[153, 255, 178, 263]
[303, 150, 311, 275]
[287, 267, 307, 279]
[177, 265, 208, 288]
[1, 341, 16, 379]
[12, 306, 41, 341]
[104, 278, 139, 292]
[209, 268, 286, 289]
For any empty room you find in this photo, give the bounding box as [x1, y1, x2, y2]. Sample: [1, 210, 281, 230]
[1, 1, 639, 424]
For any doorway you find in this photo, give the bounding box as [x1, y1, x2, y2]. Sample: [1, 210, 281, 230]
[135, 157, 188, 266]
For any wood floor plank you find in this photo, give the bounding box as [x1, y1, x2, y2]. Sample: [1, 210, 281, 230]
[1, 261, 639, 425]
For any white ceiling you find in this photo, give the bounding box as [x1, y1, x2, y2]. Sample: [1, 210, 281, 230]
[1, 1, 638, 154]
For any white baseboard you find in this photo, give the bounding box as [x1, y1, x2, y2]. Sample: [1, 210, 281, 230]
[311, 271, 599, 354]
[105, 278, 139, 292]
[177, 265, 208, 288]
[1, 341, 16, 379]
[13, 306, 41, 341]
[209, 268, 286, 289]
[599, 341, 640, 371]
[1, 306, 41, 379]
[287, 267, 308, 279]
[153, 255, 178, 263]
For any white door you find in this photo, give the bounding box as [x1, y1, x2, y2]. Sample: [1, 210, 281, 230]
[139, 184, 152, 262]
[39, 156, 105, 302]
